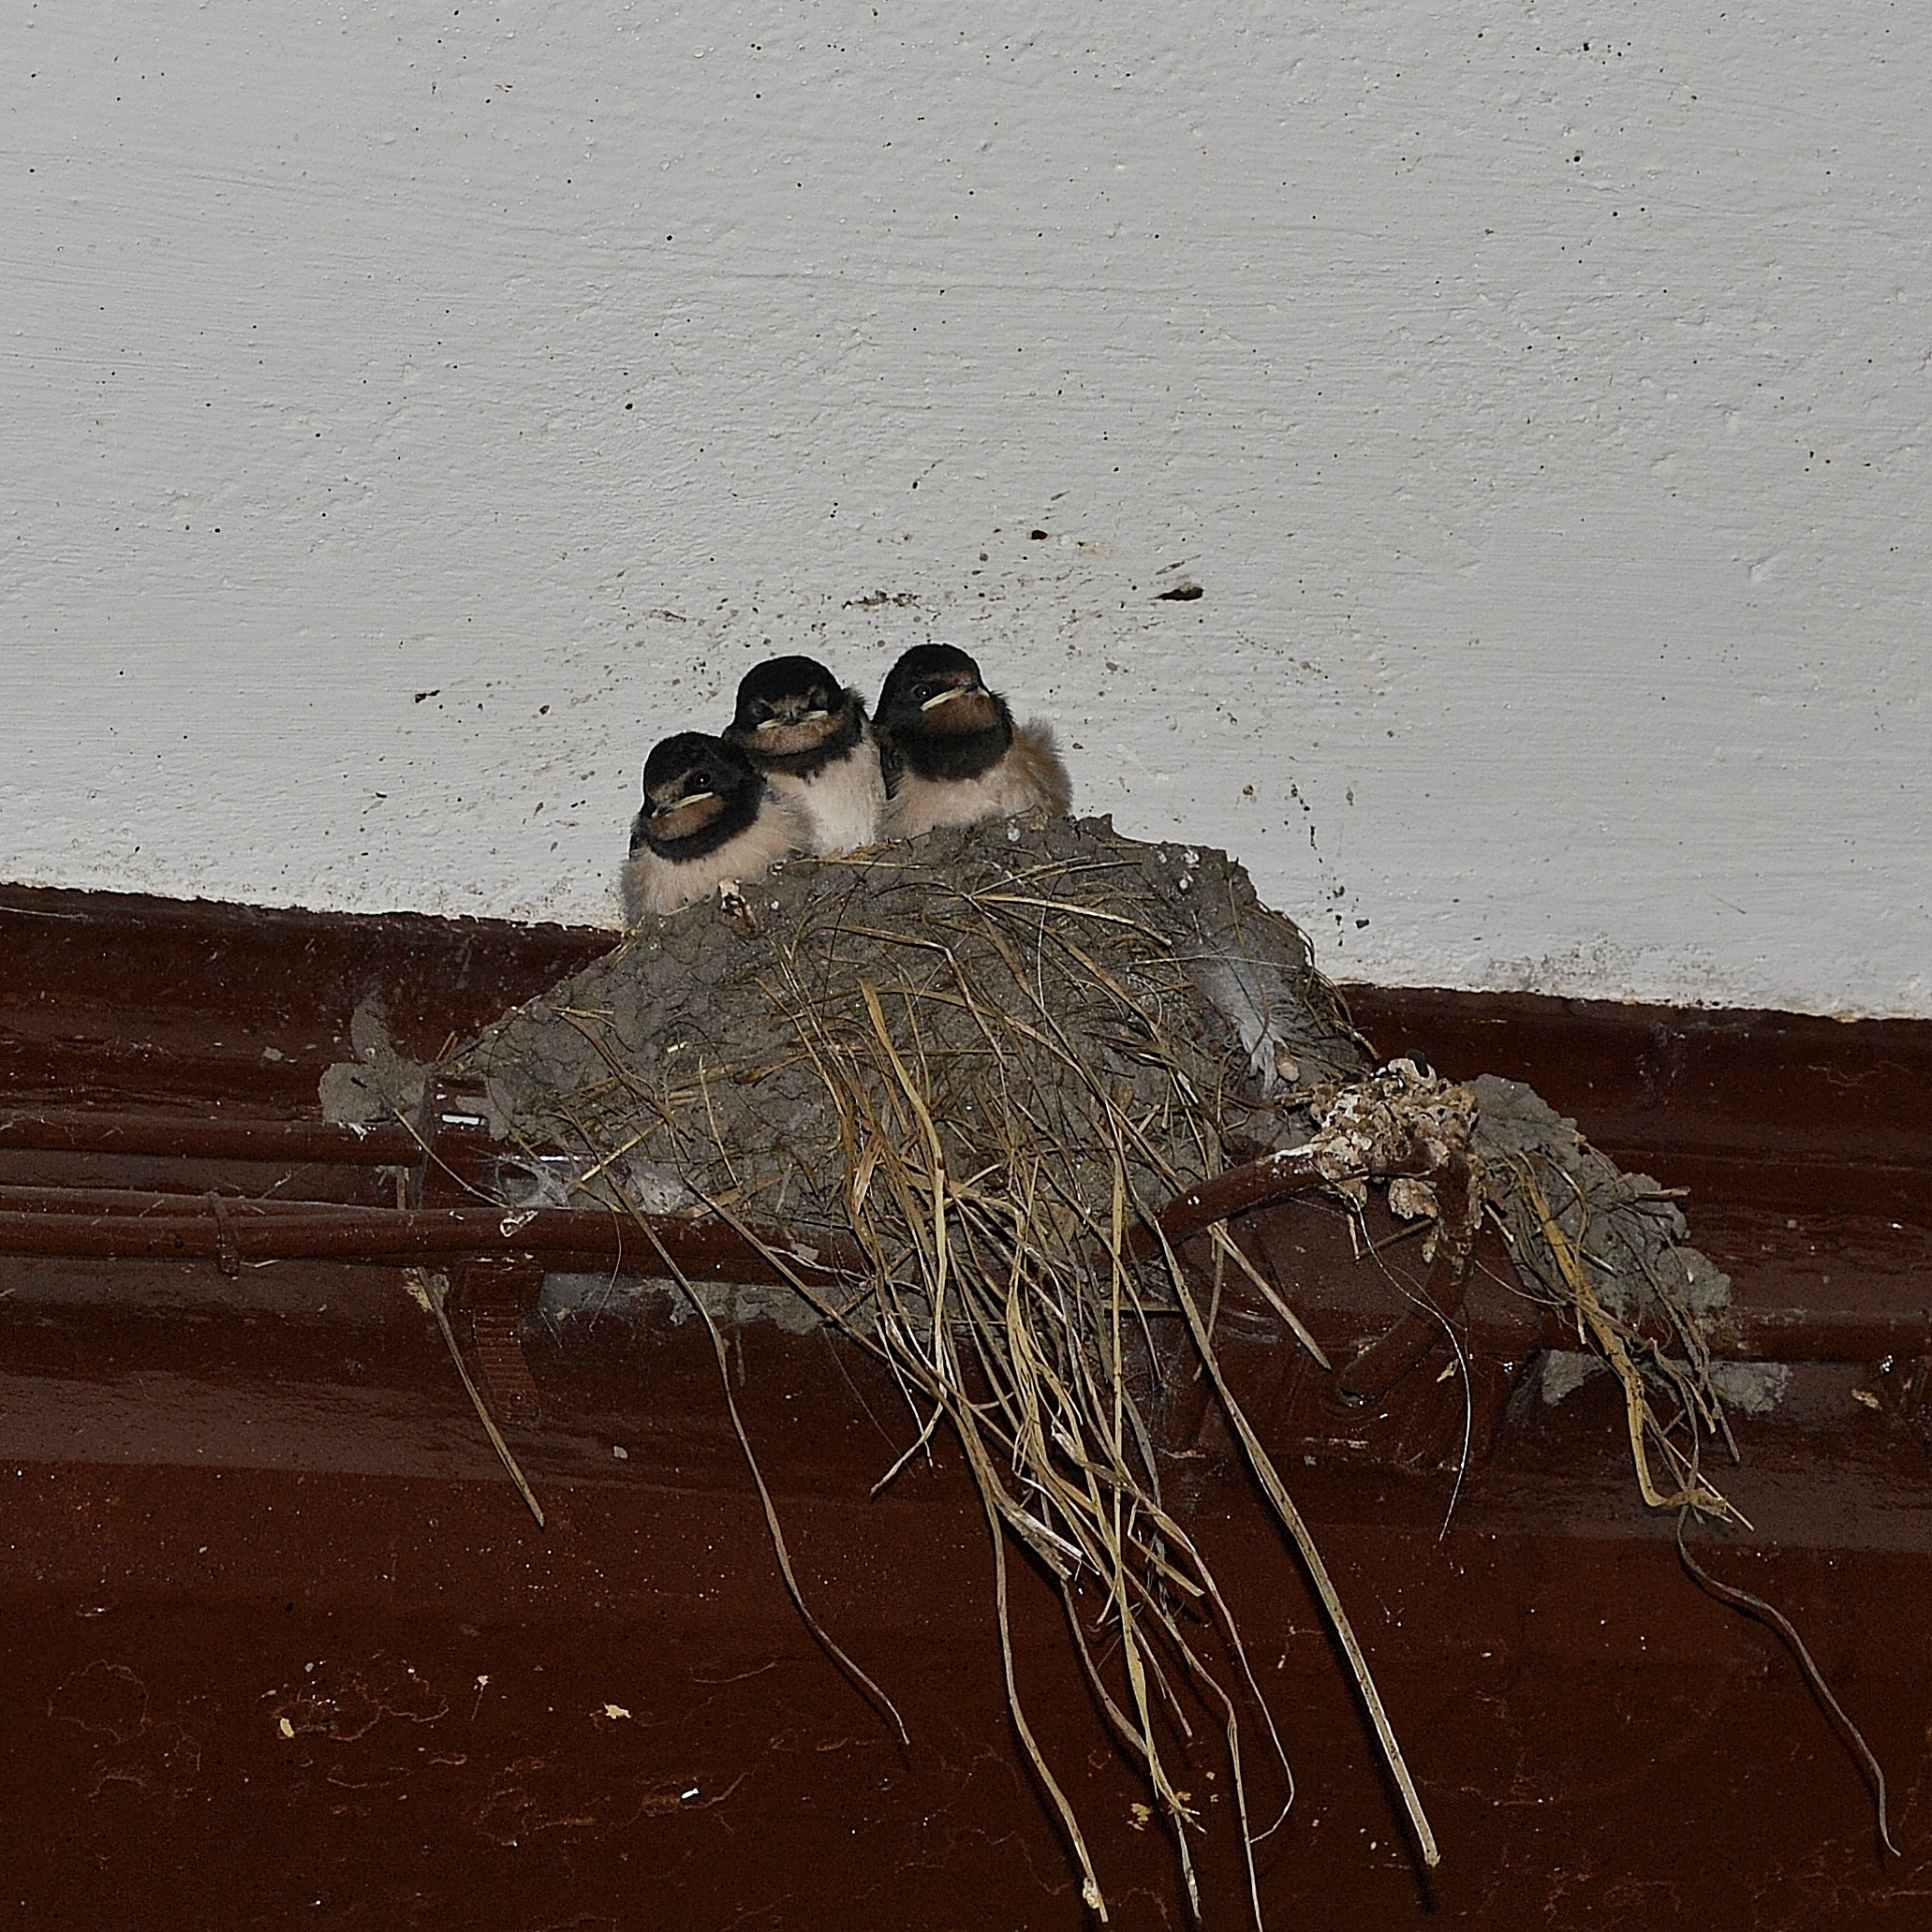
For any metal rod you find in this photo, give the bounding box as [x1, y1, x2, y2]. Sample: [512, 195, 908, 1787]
[1140, 1142, 1438, 1254]
[0, 1202, 865, 1284]
[0, 1110, 424, 1164]
[0, 1185, 385, 1218]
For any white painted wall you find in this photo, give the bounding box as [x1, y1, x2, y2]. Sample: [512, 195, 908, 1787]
[5, 3, 1926, 1016]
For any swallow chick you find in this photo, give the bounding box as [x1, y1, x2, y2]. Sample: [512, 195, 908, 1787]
[621, 731, 813, 921]
[722, 654, 885, 855]
[874, 643, 1073, 840]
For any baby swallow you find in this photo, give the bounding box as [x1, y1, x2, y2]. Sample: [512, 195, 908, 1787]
[874, 643, 1073, 839]
[722, 654, 885, 854]
[622, 731, 813, 921]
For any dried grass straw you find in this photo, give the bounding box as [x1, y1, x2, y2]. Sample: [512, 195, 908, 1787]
[542, 864, 1430, 1925]
[1496, 1155, 1741, 1524]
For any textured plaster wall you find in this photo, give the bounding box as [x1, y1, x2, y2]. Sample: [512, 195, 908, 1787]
[4, 3, 1927, 1015]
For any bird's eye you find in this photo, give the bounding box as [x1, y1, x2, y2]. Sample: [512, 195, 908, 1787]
[910, 683, 932, 703]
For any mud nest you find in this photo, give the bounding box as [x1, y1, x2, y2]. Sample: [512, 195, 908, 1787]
[457, 816, 1372, 1248]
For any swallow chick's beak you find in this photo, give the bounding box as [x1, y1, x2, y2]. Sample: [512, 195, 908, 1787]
[753, 702, 833, 731]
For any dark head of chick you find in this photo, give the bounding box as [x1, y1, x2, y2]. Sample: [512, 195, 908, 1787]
[723, 654, 866, 778]
[629, 731, 766, 863]
[873, 642, 1013, 786]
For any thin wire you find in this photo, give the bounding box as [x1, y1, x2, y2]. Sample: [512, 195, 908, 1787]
[1675, 1514, 1896, 1857]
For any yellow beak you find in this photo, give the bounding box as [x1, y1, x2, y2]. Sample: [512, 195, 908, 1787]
[656, 789, 715, 816]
